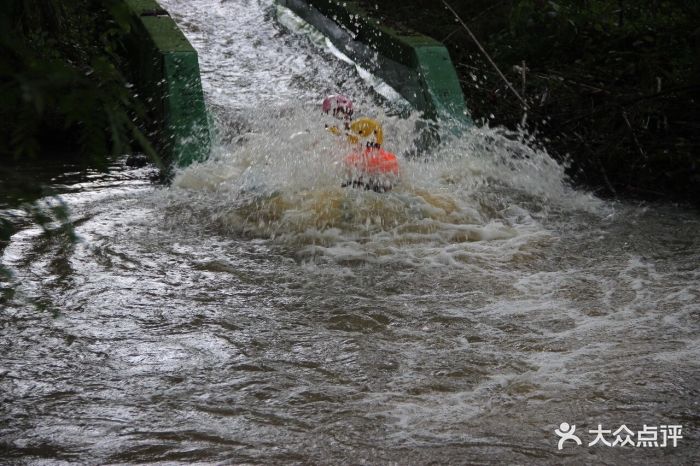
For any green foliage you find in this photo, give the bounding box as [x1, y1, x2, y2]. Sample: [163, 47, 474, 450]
[358, 0, 700, 202]
[496, 0, 697, 84]
[485, 1, 699, 198]
[0, 1, 162, 306]
[0, 0, 159, 167]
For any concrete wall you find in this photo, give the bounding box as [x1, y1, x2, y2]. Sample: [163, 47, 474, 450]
[123, 0, 210, 168]
[276, 0, 471, 125]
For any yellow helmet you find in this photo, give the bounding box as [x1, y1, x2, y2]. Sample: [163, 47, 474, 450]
[347, 117, 383, 147]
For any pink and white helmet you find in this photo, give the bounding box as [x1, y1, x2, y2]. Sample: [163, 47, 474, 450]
[322, 94, 353, 118]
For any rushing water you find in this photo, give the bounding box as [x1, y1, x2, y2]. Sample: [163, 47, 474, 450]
[1, 0, 698, 464]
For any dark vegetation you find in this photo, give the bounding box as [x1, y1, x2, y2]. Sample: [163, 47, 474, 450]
[0, 0, 154, 287]
[357, 0, 700, 203]
[1, 0, 159, 179]
[0, 1, 697, 205]
[3, 0, 165, 198]
[0, 1, 155, 171]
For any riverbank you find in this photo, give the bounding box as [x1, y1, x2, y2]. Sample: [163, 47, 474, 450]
[0, 0, 209, 192]
[0, 0, 206, 284]
[1, 1, 138, 275]
[0, 1, 147, 170]
[355, 0, 699, 205]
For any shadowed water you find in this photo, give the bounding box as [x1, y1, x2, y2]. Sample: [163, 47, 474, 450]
[1, 0, 698, 464]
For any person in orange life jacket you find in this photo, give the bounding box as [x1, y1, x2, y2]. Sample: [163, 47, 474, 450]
[321, 95, 399, 192]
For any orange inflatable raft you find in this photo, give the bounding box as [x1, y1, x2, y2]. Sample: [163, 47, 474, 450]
[327, 116, 400, 191]
[342, 146, 399, 192]
[344, 146, 400, 177]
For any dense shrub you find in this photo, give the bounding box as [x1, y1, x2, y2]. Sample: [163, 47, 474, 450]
[0, 1, 156, 283]
[358, 0, 700, 202]
[0, 0, 154, 170]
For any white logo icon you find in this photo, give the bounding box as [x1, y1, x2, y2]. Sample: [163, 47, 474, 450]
[557, 423, 683, 450]
[555, 422, 582, 450]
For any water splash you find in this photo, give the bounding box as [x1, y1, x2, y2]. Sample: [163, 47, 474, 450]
[3, 1, 697, 464]
[167, 101, 601, 268]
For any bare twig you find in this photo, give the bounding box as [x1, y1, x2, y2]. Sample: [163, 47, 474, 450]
[622, 110, 645, 157]
[466, 0, 510, 25]
[442, 0, 529, 110]
[620, 84, 699, 106]
[617, 0, 625, 27]
[442, 0, 510, 42]
[534, 71, 617, 96]
[573, 130, 617, 195]
[441, 27, 461, 43]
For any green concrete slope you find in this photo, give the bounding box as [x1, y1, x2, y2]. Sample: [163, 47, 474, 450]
[277, 0, 471, 125]
[123, 0, 210, 168]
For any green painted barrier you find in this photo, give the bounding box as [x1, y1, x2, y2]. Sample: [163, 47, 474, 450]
[276, 0, 471, 125]
[123, 0, 210, 168]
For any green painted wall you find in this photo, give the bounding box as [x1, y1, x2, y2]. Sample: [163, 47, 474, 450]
[277, 0, 471, 125]
[123, 0, 210, 168]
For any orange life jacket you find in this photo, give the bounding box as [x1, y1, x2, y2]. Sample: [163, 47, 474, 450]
[343, 146, 399, 176]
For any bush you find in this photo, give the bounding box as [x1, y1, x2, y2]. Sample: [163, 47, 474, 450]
[0, 0, 154, 169]
[357, 0, 700, 202]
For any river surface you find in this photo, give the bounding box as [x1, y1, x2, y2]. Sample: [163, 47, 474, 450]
[1, 0, 698, 464]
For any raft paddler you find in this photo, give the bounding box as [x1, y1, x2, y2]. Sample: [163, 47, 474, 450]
[321, 95, 399, 192]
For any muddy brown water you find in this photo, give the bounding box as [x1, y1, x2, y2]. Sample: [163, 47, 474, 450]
[1, 0, 698, 463]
